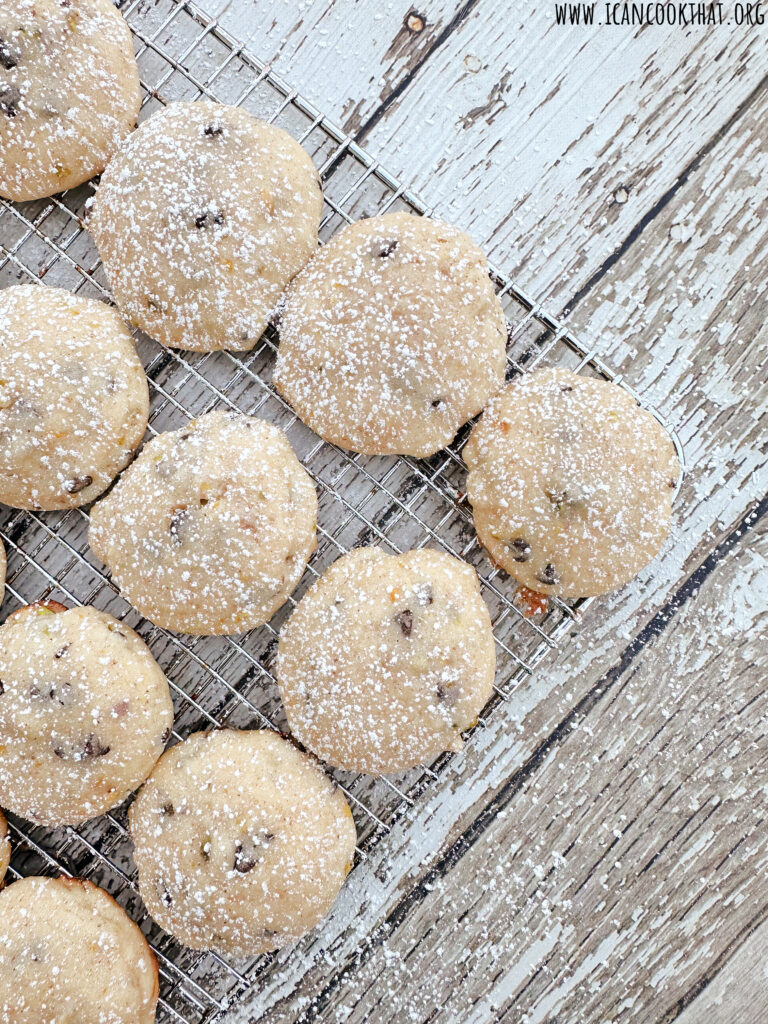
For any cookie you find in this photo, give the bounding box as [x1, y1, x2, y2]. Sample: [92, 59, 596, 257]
[277, 547, 496, 774]
[89, 411, 317, 635]
[0, 285, 149, 511]
[0, 602, 173, 826]
[130, 729, 357, 956]
[273, 212, 507, 456]
[464, 367, 680, 598]
[0, 875, 158, 1023]
[0, 0, 140, 202]
[88, 100, 323, 352]
[0, 811, 9, 887]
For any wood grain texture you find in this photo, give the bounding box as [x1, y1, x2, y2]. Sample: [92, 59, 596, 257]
[279, 501, 768, 1024]
[4, 1, 762, 1021]
[676, 917, 768, 1024]
[207, 0, 766, 301]
[221, 40, 768, 1023]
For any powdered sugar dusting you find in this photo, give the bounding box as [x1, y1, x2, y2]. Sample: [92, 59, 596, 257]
[89, 100, 323, 352]
[130, 729, 357, 958]
[273, 211, 507, 456]
[0, 284, 149, 511]
[0, 875, 158, 1022]
[464, 367, 681, 598]
[277, 547, 496, 774]
[0, 603, 173, 826]
[0, 0, 140, 201]
[88, 410, 318, 635]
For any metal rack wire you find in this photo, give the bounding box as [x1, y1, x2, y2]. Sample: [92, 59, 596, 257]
[0, 2, 685, 1020]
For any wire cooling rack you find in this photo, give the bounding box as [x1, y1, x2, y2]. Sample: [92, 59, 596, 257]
[0, 2, 685, 1021]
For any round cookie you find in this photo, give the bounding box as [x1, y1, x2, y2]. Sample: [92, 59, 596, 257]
[277, 547, 496, 774]
[0, 285, 149, 511]
[89, 410, 317, 635]
[130, 729, 357, 956]
[0, 811, 9, 886]
[0, 875, 158, 1023]
[463, 367, 681, 598]
[273, 212, 507, 457]
[0, 601, 173, 826]
[0, 0, 140, 202]
[88, 100, 323, 352]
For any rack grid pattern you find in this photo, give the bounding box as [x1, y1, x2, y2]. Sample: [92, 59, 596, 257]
[0, 2, 684, 1020]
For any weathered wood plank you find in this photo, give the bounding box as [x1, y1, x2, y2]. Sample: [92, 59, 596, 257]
[204, 0, 469, 126]
[357, 9, 767, 301]
[675, 917, 768, 1024]
[289, 505, 768, 1024]
[226, 72, 768, 1024]
[208, 0, 766, 302]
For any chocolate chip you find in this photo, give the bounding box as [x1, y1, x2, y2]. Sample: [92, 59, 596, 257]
[160, 726, 171, 744]
[203, 123, 224, 137]
[64, 475, 92, 494]
[508, 538, 532, 562]
[83, 734, 110, 758]
[546, 488, 568, 509]
[51, 682, 75, 707]
[0, 39, 20, 70]
[436, 682, 457, 706]
[157, 883, 173, 908]
[668, 478, 677, 489]
[560, 384, 574, 393]
[536, 563, 560, 586]
[0, 680, 4, 697]
[374, 239, 398, 258]
[395, 609, 413, 637]
[161, 801, 175, 817]
[54, 644, 71, 659]
[233, 830, 274, 873]
[53, 733, 110, 761]
[269, 307, 283, 331]
[201, 840, 211, 861]
[194, 209, 225, 229]
[169, 507, 190, 545]
[29, 681, 75, 706]
[431, 398, 444, 409]
[0, 82, 20, 117]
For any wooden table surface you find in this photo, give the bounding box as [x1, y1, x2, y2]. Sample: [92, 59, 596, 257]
[169, 2, 768, 1023]
[4, 1, 764, 1021]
